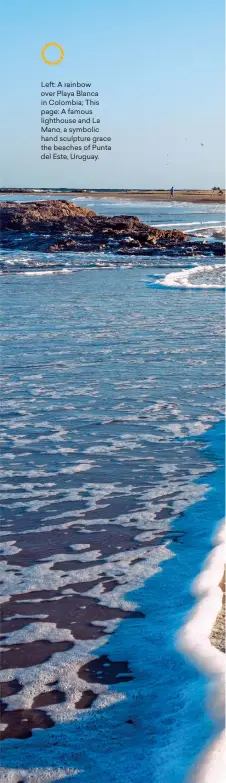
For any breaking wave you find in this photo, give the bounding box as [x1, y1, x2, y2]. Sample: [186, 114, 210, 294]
[177, 520, 225, 782]
[158, 264, 225, 289]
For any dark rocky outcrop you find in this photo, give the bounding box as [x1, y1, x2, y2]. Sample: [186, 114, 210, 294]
[0, 200, 224, 258]
[0, 199, 185, 246]
[0, 199, 96, 233]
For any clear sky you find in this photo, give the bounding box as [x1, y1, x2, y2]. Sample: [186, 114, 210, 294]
[0, 0, 225, 189]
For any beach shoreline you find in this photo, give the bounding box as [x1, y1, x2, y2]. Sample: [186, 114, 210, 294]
[177, 517, 225, 782]
[0, 189, 225, 203]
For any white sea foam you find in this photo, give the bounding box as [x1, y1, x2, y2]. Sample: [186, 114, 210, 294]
[177, 520, 225, 781]
[22, 269, 73, 276]
[187, 730, 226, 783]
[185, 225, 225, 236]
[158, 264, 225, 289]
[1, 769, 80, 782]
[153, 220, 223, 228]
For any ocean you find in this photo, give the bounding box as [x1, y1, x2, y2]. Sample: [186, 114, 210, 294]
[0, 197, 225, 782]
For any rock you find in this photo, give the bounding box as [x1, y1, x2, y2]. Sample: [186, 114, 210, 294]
[0, 200, 95, 233]
[0, 201, 224, 258]
[48, 239, 77, 252]
[212, 244, 225, 256]
[0, 200, 185, 242]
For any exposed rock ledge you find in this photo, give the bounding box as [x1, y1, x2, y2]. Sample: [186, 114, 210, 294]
[0, 200, 224, 257]
[210, 569, 225, 654]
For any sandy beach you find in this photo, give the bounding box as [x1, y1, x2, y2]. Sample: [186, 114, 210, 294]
[65, 190, 225, 204]
[0, 189, 225, 203]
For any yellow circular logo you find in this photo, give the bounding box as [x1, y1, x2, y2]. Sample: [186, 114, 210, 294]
[41, 42, 64, 66]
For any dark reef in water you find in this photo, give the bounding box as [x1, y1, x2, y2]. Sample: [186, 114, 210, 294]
[0, 200, 224, 258]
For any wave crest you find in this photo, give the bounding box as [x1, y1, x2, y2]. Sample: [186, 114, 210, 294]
[158, 264, 225, 289]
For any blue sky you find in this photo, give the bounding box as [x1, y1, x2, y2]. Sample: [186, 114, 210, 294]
[1, 0, 224, 188]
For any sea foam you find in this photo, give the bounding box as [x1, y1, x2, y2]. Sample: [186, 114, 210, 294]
[177, 520, 225, 781]
[158, 263, 225, 289]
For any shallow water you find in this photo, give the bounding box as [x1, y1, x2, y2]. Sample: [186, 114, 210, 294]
[0, 199, 225, 782]
[0, 196, 225, 277]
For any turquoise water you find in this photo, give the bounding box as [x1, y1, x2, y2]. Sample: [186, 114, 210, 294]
[0, 199, 225, 782]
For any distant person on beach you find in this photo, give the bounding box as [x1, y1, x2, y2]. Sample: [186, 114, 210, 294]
[170, 186, 174, 197]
